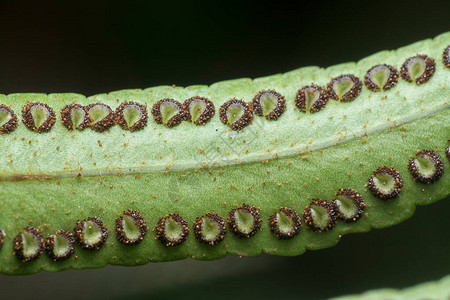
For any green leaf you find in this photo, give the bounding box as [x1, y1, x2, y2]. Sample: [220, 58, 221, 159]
[332, 273, 450, 300]
[0, 32, 448, 274]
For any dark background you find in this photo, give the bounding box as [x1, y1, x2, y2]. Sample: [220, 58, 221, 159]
[1, 0, 449, 95]
[0, 1, 449, 299]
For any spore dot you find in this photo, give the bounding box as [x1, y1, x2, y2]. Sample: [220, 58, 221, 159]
[294, 85, 329, 113]
[268, 207, 301, 239]
[74, 217, 108, 250]
[364, 64, 399, 92]
[155, 214, 189, 247]
[0, 104, 19, 134]
[183, 96, 215, 125]
[219, 98, 253, 131]
[115, 101, 148, 132]
[13, 226, 44, 262]
[227, 203, 262, 238]
[333, 189, 366, 222]
[327, 74, 362, 102]
[151, 99, 184, 127]
[45, 230, 75, 262]
[115, 209, 148, 246]
[408, 150, 444, 184]
[367, 166, 403, 200]
[60, 104, 89, 130]
[400, 55, 435, 85]
[442, 45, 449, 68]
[193, 212, 227, 245]
[303, 199, 337, 232]
[85, 103, 116, 132]
[22, 102, 56, 133]
[251, 90, 286, 120]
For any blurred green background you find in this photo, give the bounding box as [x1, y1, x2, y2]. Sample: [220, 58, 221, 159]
[0, 0, 449, 299]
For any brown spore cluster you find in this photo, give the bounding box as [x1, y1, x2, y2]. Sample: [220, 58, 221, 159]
[251, 90, 286, 120]
[0, 105, 19, 134]
[227, 203, 262, 238]
[219, 98, 254, 131]
[154, 214, 190, 247]
[268, 207, 301, 239]
[115, 209, 148, 246]
[73, 217, 108, 250]
[22, 102, 56, 133]
[408, 150, 444, 184]
[367, 166, 403, 200]
[193, 212, 227, 246]
[400, 55, 435, 85]
[303, 199, 337, 232]
[44, 230, 75, 262]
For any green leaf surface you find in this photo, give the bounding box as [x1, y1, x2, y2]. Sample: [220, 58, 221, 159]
[0, 32, 448, 274]
[332, 273, 450, 300]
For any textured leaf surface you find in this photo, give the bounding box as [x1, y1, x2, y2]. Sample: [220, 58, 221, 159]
[332, 273, 450, 300]
[0, 33, 448, 274]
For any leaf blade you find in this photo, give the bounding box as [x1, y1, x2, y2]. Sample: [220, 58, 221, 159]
[0, 32, 448, 274]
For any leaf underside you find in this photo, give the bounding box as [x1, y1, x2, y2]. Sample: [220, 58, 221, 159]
[332, 273, 450, 300]
[0, 33, 448, 274]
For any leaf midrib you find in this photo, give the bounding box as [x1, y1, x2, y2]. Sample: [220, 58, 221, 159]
[1, 103, 447, 181]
